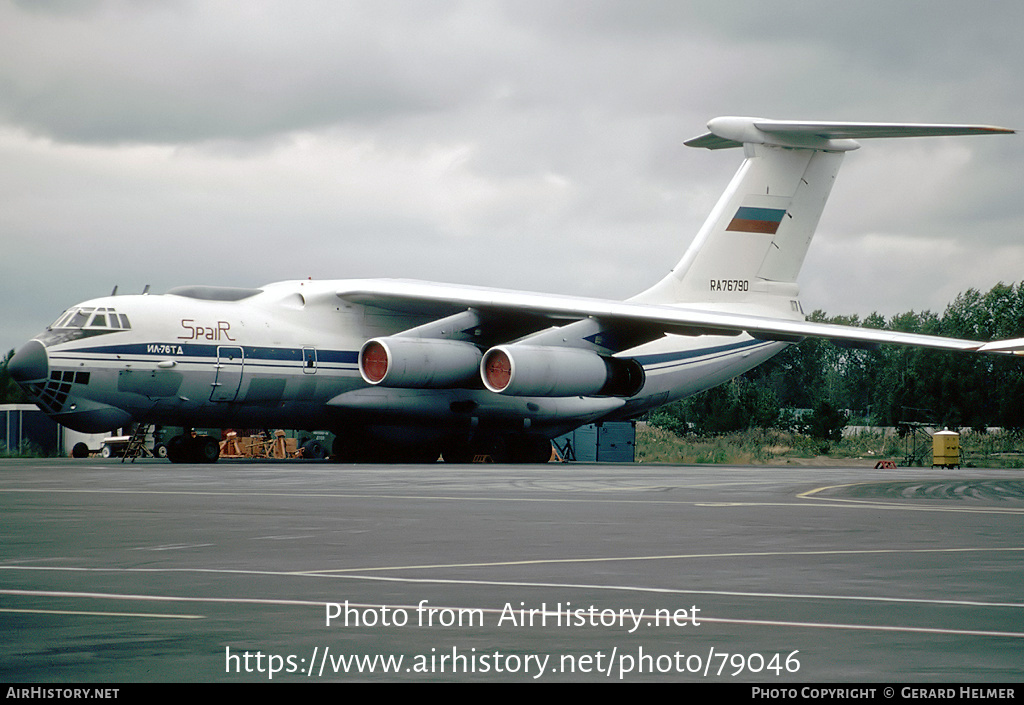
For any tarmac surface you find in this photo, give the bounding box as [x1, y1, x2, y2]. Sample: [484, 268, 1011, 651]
[1, 457, 1022, 683]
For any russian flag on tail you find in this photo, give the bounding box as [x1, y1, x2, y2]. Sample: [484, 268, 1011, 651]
[726, 206, 786, 234]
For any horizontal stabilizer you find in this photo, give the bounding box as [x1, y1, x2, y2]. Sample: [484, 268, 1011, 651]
[686, 117, 1015, 151]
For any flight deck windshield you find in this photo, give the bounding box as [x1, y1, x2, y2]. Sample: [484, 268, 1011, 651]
[38, 307, 132, 346]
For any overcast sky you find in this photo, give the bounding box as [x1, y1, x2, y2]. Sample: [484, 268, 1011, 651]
[2, 0, 1023, 356]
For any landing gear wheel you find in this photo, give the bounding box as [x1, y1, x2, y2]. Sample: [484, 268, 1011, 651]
[301, 439, 326, 460]
[197, 436, 220, 463]
[166, 434, 220, 463]
[166, 435, 188, 463]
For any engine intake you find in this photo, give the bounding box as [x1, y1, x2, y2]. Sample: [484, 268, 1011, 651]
[481, 345, 645, 397]
[359, 337, 482, 388]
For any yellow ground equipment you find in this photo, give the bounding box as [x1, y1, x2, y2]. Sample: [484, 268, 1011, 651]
[932, 430, 961, 469]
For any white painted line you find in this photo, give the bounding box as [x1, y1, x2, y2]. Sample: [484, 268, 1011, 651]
[0, 607, 202, 619]
[296, 545, 1024, 574]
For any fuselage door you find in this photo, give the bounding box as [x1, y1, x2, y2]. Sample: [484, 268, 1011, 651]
[211, 346, 244, 402]
[302, 347, 317, 375]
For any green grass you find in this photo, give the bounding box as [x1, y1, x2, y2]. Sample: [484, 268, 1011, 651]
[0, 440, 48, 458]
[636, 424, 1024, 467]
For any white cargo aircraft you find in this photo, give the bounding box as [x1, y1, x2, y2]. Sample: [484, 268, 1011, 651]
[7, 117, 1016, 463]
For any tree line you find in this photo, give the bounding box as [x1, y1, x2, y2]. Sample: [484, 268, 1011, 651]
[1, 349, 28, 404]
[649, 282, 1024, 438]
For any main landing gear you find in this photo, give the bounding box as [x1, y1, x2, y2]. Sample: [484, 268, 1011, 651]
[330, 430, 553, 464]
[165, 432, 220, 464]
[440, 435, 553, 464]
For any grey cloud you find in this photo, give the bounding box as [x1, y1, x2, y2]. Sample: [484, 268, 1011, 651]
[0, 2, 502, 144]
[2, 0, 1023, 358]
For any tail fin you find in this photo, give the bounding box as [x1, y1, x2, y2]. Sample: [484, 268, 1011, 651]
[632, 117, 1013, 315]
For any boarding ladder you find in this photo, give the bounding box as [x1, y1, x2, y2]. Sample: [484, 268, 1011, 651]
[121, 422, 153, 463]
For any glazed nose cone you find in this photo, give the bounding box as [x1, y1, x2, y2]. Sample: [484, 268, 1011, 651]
[8, 340, 49, 383]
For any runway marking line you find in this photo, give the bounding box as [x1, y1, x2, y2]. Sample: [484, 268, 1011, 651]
[5, 571, 1023, 610]
[0, 587, 315, 621]
[699, 616, 1024, 639]
[0, 485, 777, 502]
[322, 573, 1024, 609]
[2, 588, 1021, 640]
[3, 482, 1022, 514]
[293, 545, 1024, 574]
[0, 606, 202, 619]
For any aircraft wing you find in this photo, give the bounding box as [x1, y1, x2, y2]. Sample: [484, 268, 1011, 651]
[976, 338, 1024, 354]
[336, 279, 993, 353]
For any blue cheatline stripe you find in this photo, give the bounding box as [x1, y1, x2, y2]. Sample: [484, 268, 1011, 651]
[56, 342, 359, 364]
[56, 340, 777, 380]
[64, 340, 770, 368]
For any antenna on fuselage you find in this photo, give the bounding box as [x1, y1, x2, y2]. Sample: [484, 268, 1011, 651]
[142, 285, 150, 295]
[110, 285, 118, 296]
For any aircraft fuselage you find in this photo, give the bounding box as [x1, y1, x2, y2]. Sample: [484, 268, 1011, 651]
[11, 279, 783, 459]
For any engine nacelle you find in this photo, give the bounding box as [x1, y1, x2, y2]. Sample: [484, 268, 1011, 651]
[359, 337, 482, 388]
[481, 345, 645, 397]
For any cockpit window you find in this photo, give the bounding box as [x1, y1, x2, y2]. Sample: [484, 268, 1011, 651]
[50, 307, 131, 332]
[41, 306, 132, 347]
[69, 309, 92, 328]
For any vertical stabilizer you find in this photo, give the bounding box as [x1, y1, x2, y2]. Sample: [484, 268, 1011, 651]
[632, 117, 1014, 315]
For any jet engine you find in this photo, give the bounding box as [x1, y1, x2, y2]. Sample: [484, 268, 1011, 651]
[480, 345, 645, 397]
[359, 337, 483, 388]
